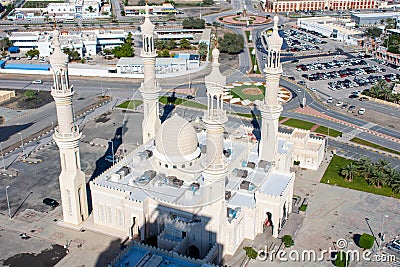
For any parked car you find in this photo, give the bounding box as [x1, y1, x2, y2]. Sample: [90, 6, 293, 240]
[387, 241, 400, 253]
[32, 80, 43, 84]
[186, 95, 195, 99]
[43, 198, 59, 207]
[348, 105, 356, 112]
[358, 108, 365, 115]
[310, 87, 316, 92]
[335, 101, 343, 106]
[359, 97, 369, 102]
[327, 97, 333, 103]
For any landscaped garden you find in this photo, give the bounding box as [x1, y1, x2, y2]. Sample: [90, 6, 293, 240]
[321, 155, 400, 198]
[159, 96, 207, 110]
[281, 118, 342, 137]
[117, 100, 143, 109]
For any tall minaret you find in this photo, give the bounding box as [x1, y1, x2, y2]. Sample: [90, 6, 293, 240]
[202, 44, 228, 260]
[139, 4, 160, 144]
[50, 29, 89, 225]
[259, 15, 283, 162]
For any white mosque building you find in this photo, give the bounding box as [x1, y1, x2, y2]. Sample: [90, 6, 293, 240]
[50, 7, 325, 265]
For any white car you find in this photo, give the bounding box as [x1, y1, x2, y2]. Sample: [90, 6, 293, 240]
[358, 108, 365, 115]
[32, 80, 43, 84]
[327, 97, 333, 103]
[296, 88, 302, 93]
[310, 88, 316, 92]
[335, 101, 343, 106]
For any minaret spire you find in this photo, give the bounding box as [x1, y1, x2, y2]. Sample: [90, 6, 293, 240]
[139, 2, 160, 144]
[259, 15, 283, 162]
[50, 29, 89, 225]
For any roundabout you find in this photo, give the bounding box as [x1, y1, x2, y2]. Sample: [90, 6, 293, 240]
[224, 82, 292, 106]
[218, 13, 271, 26]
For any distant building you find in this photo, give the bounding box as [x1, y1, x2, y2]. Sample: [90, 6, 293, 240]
[124, 3, 177, 16]
[264, 0, 376, 13]
[297, 16, 363, 45]
[8, 29, 128, 57]
[351, 12, 400, 26]
[155, 28, 211, 45]
[116, 55, 200, 75]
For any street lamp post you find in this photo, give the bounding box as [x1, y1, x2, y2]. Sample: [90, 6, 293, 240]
[379, 215, 389, 249]
[0, 142, 5, 171]
[5, 186, 11, 219]
[18, 133, 25, 159]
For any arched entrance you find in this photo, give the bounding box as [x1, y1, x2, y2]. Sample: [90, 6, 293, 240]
[187, 245, 200, 259]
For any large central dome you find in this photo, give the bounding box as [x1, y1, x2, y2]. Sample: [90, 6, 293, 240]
[154, 114, 200, 164]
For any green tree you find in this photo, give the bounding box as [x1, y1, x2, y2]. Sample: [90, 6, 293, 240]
[155, 39, 167, 50]
[103, 48, 112, 55]
[366, 170, 386, 188]
[389, 171, 400, 193]
[198, 41, 208, 60]
[88, 5, 94, 12]
[0, 37, 12, 51]
[364, 26, 382, 39]
[62, 47, 80, 60]
[161, 49, 170, 57]
[26, 49, 40, 57]
[110, 34, 135, 58]
[282, 235, 294, 248]
[334, 251, 350, 267]
[166, 39, 177, 50]
[182, 17, 205, 29]
[340, 163, 357, 182]
[359, 233, 374, 249]
[202, 0, 214, 6]
[138, 0, 146, 5]
[243, 246, 258, 259]
[24, 90, 38, 99]
[179, 38, 191, 49]
[218, 32, 244, 54]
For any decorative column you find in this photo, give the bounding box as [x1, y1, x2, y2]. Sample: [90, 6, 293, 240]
[139, 4, 160, 144]
[50, 29, 88, 225]
[259, 16, 284, 162]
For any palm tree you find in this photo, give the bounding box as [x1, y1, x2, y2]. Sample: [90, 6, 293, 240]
[367, 170, 386, 188]
[390, 172, 400, 193]
[341, 163, 358, 182]
[357, 160, 374, 180]
[374, 159, 390, 174]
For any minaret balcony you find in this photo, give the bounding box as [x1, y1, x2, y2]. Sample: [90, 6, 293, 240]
[51, 86, 73, 97]
[203, 110, 228, 123]
[54, 125, 81, 140]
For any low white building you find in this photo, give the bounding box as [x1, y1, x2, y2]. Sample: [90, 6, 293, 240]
[297, 16, 363, 46]
[8, 29, 128, 57]
[116, 56, 191, 74]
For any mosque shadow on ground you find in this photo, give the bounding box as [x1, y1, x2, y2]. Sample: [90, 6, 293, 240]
[251, 107, 261, 141]
[94, 238, 123, 267]
[0, 122, 34, 143]
[87, 121, 128, 212]
[103, 204, 223, 265]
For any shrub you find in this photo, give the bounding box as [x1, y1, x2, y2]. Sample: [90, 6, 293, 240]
[334, 251, 349, 267]
[299, 204, 307, 212]
[282, 235, 294, 248]
[24, 90, 38, 99]
[243, 246, 258, 259]
[359, 233, 374, 249]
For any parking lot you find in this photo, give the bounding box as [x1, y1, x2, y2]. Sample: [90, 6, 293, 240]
[283, 28, 327, 53]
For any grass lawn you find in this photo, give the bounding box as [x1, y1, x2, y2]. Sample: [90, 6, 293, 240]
[321, 155, 400, 199]
[230, 84, 264, 102]
[250, 48, 261, 74]
[245, 31, 251, 42]
[314, 126, 342, 137]
[281, 118, 315, 130]
[159, 96, 206, 110]
[117, 100, 143, 109]
[351, 137, 400, 156]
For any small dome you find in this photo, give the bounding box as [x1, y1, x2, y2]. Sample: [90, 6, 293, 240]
[49, 30, 68, 67]
[266, 15, 283, 51]
[155, 114, 200, 163]
[141, 4, 155, 35]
